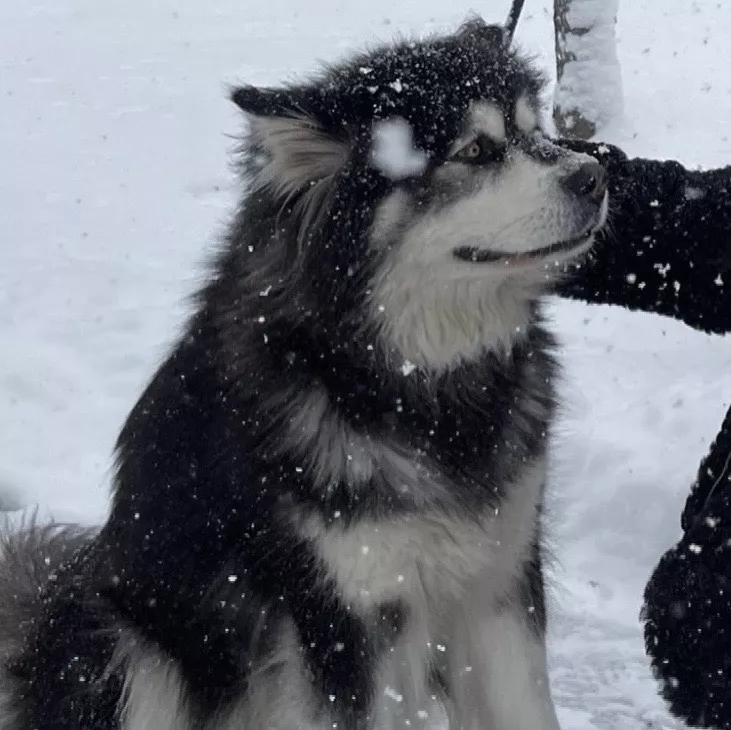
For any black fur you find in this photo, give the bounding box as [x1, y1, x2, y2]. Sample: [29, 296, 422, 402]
[0, 522, 112, 730]
[2, 21, 563, 728]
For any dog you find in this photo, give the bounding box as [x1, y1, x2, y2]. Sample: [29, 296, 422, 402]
[0, 17, 608, 730]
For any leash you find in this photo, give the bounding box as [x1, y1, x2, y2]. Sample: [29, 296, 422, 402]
[504, 0, 527, 43]
[698, 446, 731, 518]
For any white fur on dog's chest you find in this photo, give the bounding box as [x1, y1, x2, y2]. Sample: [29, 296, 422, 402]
[299, 458, 546, 609]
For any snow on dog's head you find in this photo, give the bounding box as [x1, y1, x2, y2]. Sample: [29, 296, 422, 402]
[370, 118, 429, 180]
[230, 17, 608, 371]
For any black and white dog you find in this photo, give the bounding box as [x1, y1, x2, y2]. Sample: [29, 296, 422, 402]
[0, 18, 608, 730]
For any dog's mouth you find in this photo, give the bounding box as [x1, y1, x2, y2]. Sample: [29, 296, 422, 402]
[453, 229, 596, 265]
[453, 197, 608, 266]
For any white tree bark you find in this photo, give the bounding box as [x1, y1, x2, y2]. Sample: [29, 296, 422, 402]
[553, 0, 623, 140]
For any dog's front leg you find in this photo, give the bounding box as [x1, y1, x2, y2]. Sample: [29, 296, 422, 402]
[444, 588, 562, 729]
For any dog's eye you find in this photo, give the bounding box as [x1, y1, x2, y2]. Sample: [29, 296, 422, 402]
[452, 137, 503, 165]
[457, 141, 482, 159]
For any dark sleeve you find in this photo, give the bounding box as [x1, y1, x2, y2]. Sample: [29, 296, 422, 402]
[554, 139, 731, 335]
[681, 402, 731, 533]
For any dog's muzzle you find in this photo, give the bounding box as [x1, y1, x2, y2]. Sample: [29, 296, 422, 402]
[454, 161, 608, 265]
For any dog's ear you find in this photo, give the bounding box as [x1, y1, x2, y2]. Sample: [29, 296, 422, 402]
[231, 85, 349, 224]
[230, 85, 300, 118]
[457, 15, 505, 46]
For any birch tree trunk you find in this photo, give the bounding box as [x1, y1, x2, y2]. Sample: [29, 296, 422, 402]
[553, 0, 623, 140]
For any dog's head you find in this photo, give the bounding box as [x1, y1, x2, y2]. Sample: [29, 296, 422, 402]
[231, 18, 608, 371]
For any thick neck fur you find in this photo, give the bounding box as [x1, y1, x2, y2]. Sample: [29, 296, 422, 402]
[200, 240, 559, 523]
[370, 264, 539, 371]
[184, 150, 564, 522]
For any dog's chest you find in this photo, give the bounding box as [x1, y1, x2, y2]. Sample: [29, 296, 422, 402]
[300, 458, 545, 609]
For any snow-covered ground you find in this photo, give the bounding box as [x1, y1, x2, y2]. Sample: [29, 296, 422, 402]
[2, 0, 730, 727]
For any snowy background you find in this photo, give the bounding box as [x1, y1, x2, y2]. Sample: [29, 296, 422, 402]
[2, 0, 730, 727]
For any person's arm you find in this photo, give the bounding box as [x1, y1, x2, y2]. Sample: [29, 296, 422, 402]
[555, 139, 731, 335]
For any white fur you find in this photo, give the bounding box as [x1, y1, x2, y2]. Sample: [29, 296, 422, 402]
[280, 387, 376, 485]
[279, 388, 455, 504]
[515, 93, 539, 134]
[115, 632, 194, 730]
[370, 266, 536, 369]
[369, 138, 603, 369]
[116, 624, 326, 730]
[112, 438, 557, 730]
[471, 101, 507, 143]
[248, 114, 348, 235]
[295, 458, 559, 729]
[405, 147, 596, 259]
[444, 607, 560, 730]
[300, 458, 545, 608]
[213, 622, 325, 730]
[449, 101, 507, 157]
[369, 187, 412, 248]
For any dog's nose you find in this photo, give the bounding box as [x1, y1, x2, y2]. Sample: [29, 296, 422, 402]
[561, 162, 607, 203]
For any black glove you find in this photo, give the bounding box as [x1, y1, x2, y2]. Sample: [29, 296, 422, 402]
[554, 138, 731, 334]
[555, 138, 630, 177]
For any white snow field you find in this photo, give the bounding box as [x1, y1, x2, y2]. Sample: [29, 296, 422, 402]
[2, 0, 731, 727]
